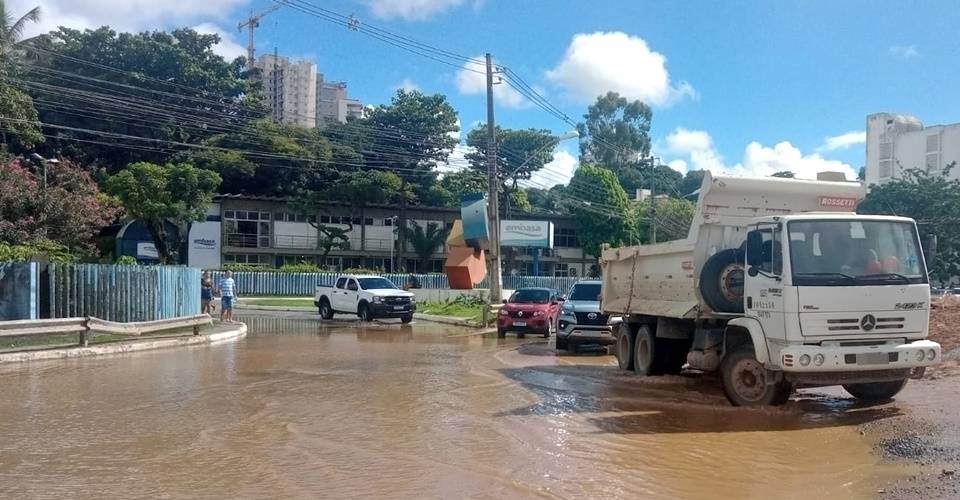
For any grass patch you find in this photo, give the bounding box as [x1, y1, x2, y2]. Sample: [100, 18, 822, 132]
[243, 297, 315, 307]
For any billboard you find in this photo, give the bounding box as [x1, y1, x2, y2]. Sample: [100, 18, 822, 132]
[187, 221, 222, 269]
[500, 220, 554, 248]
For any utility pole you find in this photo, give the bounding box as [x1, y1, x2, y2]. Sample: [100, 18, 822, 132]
[649, 186, 657, 244]
[485, 53, 503, 304]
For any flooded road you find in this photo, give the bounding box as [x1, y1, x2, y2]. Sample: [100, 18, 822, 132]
[0, 312, 907, 499]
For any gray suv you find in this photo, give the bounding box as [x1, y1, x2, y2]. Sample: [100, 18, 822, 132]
[555, 280, 617, 353]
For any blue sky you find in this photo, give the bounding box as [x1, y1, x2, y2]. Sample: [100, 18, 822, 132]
[19, 0, 960, 184]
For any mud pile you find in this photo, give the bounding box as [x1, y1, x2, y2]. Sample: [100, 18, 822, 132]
[929, 308, 960, 352]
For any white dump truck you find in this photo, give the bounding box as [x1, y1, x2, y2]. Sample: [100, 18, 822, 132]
[602, 172, 940, 406]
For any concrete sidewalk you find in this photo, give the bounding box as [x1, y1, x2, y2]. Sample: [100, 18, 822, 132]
[0, 322, 247, 364]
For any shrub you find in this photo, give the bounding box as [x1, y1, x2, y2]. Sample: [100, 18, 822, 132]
[0, 241, 77, 263]
[115, 255, 138, 265]
[278, 262, 323, 273]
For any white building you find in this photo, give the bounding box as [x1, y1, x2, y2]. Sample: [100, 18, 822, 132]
[317, 78, 364, 125]
[865, 112, 960, 185]
[256, 54, 318, 128]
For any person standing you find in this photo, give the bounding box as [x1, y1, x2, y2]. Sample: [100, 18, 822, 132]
[201, 271, 214, 315]
[218, 270, 237, 322]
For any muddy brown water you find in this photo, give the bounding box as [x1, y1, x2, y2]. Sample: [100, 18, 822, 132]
[0, 313, 907, 499]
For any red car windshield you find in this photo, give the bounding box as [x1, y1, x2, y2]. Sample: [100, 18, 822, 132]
[509, 289, 550, 304]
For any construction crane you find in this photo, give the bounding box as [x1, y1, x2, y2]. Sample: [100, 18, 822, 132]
[238, 2, 283, 70]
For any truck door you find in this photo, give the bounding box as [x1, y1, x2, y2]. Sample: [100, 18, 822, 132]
[745, 224, 786, 347]
[344, 279, 361, 312]
[332, 277, 348, 311]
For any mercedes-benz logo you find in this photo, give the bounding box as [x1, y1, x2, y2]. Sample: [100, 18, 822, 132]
[587, 312, 598, 320]
[860, 314, 877, 331]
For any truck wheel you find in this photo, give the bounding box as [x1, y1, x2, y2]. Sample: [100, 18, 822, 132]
[616, 323, 635, 371]
[318, 300, 334, 320]
[721, 346, 792, 406]
[633, 325, 657, 376]
[842, 379, 908, 401]
[400, 314, 413, 324]
[699, 249, 745, 314]
[358, 304, 373, 322]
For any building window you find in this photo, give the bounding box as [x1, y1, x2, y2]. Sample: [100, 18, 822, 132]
[554, 228, 579, 248]
[225, 211, 272, 248]
[320, 215, 331, 224]
[384, 218, 393, 226]
[554, 263, 570, 277]
[364, 218, 374, 226]
[224, 254, 270, 266]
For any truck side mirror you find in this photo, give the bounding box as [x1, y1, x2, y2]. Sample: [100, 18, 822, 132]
[926, 234, 938, 270]
[746, 231, 763, 267]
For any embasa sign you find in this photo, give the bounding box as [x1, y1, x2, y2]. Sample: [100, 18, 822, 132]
[499, 220, 554, 248]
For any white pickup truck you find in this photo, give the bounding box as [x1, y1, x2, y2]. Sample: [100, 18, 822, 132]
[314, 275, 416, 323]
[602, 171, 940, 406]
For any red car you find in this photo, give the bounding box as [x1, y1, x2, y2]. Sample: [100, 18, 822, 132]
[497, 287, 563, 338]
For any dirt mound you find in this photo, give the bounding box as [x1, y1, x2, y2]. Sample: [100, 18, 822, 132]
[929, 308, 960, 353]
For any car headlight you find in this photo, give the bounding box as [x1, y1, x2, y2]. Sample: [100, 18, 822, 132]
[409, 296, 416, 303]
[499, 309, 509, 316]
[373, 296, 383, 303]
[561, 305, 574, 314]
[533, 311, 545, 317]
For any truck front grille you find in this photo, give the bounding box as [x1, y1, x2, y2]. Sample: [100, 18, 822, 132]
[826, 317, 905, 332]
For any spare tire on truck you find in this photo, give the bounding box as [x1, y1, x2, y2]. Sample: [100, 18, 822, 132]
[699, 248, 745, 314]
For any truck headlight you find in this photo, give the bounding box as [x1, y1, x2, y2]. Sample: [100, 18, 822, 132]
[813, 354, 825, 366]
[927, 349, 937, 361]
[799, 354, 811, 366]
[373, 296, 383, 303]
[915, 350, 925, 362]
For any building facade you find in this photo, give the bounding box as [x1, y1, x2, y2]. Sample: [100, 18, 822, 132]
[865, 112, 960, 186]
[256, 54, 318, 128]
[187, 195, 596, 277]
[317, 78, 364, 125]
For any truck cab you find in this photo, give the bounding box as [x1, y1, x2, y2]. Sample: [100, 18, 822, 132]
[602, 172, 941, 406]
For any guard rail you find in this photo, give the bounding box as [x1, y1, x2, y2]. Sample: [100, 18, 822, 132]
[0, 314, 213, 348]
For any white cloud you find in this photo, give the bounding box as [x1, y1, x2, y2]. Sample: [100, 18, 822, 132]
[660, 127, 856, 180]
[546, 32, 696, 107]
[888, 44, 919, 59]
[192, 23, 246, 60]
[524, 148, 579, 188]
[455, 56, 527, 109]
[393, 77, 420, 92]
[818, 130, 866, 151]
[10, 0, 251, 38]
[364, 0, 467, 20]
[437, 143, 473, 173]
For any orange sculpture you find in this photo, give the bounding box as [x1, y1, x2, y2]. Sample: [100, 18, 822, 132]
[444, 220, 487, 289]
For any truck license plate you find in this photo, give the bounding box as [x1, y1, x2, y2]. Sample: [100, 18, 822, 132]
[857, 352, 889, 365]
[514, 321, 526, 327]
[393, 306, 405, 310]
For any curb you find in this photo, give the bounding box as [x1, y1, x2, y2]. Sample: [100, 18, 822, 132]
[238, 304, 315, 312]
[414, 313, 484, 328]
[0, 323, 247, 364]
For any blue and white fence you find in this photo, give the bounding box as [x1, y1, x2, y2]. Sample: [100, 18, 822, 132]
[46, 264, 200, 322]
[208, 271, 582, 297]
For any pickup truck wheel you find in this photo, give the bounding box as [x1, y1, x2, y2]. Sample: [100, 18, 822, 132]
[400, 313, 413, 324]
[721, 346, 792, 406]
[616, 323, 635, 371]
[700, 249, 745, 314]
[358, 304, 373, 322]
[318, 300, 334, 320]
[843, 379, 908, 401]
[633, 325, 657, 376]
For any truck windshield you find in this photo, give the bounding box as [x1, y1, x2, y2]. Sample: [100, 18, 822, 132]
[357, 277, 398, 290]
[788, 220, 926, 286]
[568, 283, 601, 301]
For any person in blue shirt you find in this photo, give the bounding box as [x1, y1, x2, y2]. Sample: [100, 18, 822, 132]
[218, 270, 237, 322]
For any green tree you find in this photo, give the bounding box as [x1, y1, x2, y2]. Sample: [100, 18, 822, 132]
[771, 170, 795, 178]
[187, 120, 334, 196]
[526, 185, 569, 215]
[619, 160, 682, 196]
[0, 1, 43, 148]
[405, 221, 447, 273]
[858, 165, 960, 281]
[363, 89, 458, 270]
[577, 92, 652, 173]
[28, 27, 263, 171]
[465, 126, 555, 216]
[637, 197, 695, 243]
[567, 164, 637, 256]
[677, 169, 706, 197]
[106, 162, 220, 264]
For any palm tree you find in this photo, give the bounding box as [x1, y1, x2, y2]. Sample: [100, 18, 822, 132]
[0, 2, 40, 61]
[405, 221, 447, 273]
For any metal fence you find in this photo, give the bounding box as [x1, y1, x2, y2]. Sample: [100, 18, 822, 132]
[208, 271, 582, 296]
[47, 264, 201, 322]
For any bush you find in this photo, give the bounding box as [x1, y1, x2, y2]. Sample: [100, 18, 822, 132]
[342, 267, 382, 275]
[115, 255, 138, 265]
[222, 264, 277, 272]
[0, 241, 77, 263]
[452, 294, 486, 307]
[278, 262, 323, 273]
